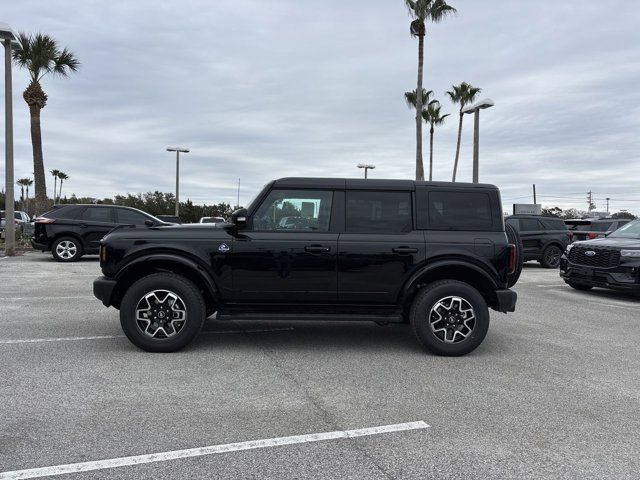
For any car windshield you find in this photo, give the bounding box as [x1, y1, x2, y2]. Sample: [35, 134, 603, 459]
[609, 220, 640, 238]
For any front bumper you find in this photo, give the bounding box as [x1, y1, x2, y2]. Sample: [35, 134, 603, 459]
[560, 256, 640, 292]
[93, 276, 117, 307]
[494, 288, 517, 313]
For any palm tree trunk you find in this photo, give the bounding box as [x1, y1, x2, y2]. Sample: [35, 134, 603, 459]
[53, 176, 57, 204]
[26, 187, 29, 216]
[452, 112, 464, 182]
[415, 33, 425, 181]
[429, 125, 434, 182]
[59, 180, 63, 201]
[29, 104, 48, 214]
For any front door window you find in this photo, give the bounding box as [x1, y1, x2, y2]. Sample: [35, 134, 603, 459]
[251, 190, 333, 232]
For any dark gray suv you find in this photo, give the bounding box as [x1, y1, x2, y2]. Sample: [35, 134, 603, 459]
[505, 215, 571, 268]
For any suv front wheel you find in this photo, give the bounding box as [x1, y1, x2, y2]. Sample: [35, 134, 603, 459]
[409, 280, 490, 356]
[120, 273, 206, 352]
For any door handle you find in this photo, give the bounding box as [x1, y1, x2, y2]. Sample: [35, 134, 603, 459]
[305, 245, 330, 253]
[392, 246, 418, 254]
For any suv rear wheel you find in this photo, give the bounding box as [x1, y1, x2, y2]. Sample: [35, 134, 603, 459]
[52, 237, 82, 262]
[540, 244, 562, 268]
[409, 280, 490, 356]
[120, 273, 206, 352]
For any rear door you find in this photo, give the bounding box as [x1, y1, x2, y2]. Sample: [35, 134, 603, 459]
[338, 189, 425, 304]
[517, 217, 544, 259]
[77, 206, 117, 250]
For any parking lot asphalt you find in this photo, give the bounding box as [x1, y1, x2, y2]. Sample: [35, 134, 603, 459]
[1, 252, 639, 479]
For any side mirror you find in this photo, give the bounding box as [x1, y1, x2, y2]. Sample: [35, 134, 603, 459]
[230, 208, 248, 229]
[604, 231, 612, 237]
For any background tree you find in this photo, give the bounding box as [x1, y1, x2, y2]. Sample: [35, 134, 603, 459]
[13, 33, 80, 215]
[57, 171, 68, 201]
[17, 178, 28, 210]
[405, 0, 456, 181]
[24, 178, 33, 215]
[404, 88, 433, 111]
[447, 82, 481, 181]
[421, 100, 449, 181]
[611, 211, 637, 220]
[50, 169, 60, 203]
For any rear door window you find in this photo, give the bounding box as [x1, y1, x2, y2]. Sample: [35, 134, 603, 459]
[519, 218, 542, 231]
[345, 191, 412, 233]
[80, 207, 114, 223]
[428, 191, 492, 230]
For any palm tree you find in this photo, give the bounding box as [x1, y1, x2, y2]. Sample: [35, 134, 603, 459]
[57, 172, 69, 202]
[404, 88, 433, 110]
[24, 178, 33, 215]
[50, 169, 60, 204]
[12, 33, 80, 215]
[17, 178, 28, 210]
[447, 82, 481, 181]
[421, 101, 449, 181]
[405, 0, 456, 181]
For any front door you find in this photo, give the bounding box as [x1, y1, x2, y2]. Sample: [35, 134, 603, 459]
[231, 189, 338, 303]
[76, 206, 117, 251]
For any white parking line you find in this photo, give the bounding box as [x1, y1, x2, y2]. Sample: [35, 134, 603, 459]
[0, 421, 430, 479]
[0, 296, 95, 301]
[0, 328, 294, 345]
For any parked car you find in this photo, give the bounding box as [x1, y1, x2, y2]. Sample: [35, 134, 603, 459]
[94, 177, 518, 355]
[31, 204, 167, 262]
[199, 216, 226, 224]
[156, 215, 182, 224]
[565, 218, 631, 241]
[505, 215, 571, 268]
[1, 210, 30, 228]
[560, 219, 640, 293]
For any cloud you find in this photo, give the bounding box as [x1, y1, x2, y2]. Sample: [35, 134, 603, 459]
[1, 0, 639, 214]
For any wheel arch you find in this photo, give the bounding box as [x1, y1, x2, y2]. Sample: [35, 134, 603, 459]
[112, 254, 219, 315]
[50, 232, 84, 251]
[400, 259, 500, 313]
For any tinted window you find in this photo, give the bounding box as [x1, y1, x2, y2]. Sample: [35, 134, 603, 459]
[428, 192, 491, 230]
[540, 218, 566, 230]
[346, 191, 412, 233]
[117, 208, 149, 225]
[590, 222, 613, 232]
[81, 207, 113, 223]
[42, 206, 82, 219]
[252, 189, 332, 232]
[506, 218, 519, 229]
[519, 218, 541, 231]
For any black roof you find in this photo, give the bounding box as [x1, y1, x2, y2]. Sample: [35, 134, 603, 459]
[273, 177, 498, 190]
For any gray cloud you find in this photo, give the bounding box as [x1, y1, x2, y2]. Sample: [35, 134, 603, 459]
[1, 0, 639, 214]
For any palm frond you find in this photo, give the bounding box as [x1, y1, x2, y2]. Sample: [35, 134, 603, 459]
[12, 31, 79, 81]
[404, 88, 433, 109]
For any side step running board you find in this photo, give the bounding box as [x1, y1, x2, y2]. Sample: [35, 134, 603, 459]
[216, 312, 404, 323]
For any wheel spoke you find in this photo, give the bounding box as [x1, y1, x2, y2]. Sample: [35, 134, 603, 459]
[428, 295, 476, 344]
[135, 289, 187, 339]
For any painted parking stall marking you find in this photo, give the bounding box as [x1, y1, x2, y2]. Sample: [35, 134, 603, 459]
[0, 421, 430, 479]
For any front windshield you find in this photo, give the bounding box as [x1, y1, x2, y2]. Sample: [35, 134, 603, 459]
[609, 220, 640, 238]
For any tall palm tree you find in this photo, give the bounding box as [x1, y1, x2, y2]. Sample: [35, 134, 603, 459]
[12, 33, 80, 215]
[50, 169, 60, 204]
[17, 178, 29, 210]
[404, 88, 433, 110]
[405, 0, 456, 181]
[447, 82, 481, 181]
[57, 172, 69, 201]
[421, 101, 449, 181]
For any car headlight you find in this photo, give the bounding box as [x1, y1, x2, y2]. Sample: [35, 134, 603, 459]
[620, 250, 640, 257]
[565, 244, 573, 254]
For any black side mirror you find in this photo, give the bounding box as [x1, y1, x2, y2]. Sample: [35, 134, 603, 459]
[230, 208, 248, 229]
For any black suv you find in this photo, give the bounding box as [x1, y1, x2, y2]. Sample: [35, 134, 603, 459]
[93, 178, 518, 356]
[505, 215, 571, 268]
[32, 204, 166, 262]
[560, 220, 640, 293]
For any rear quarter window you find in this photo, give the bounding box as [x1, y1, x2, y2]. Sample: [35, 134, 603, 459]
[426, 191, 494, 231]
[540, 218, 567, 230]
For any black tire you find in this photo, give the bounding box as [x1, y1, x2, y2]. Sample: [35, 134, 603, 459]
[410, 280, 490, 356]
[540, 244, 563, 269]
[567, 282, 593, 291]
[51, 236, 83, 262]
[120, 273, 206, 352]
[505, 223, 523, 287]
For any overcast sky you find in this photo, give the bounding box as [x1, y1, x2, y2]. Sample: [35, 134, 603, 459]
[2, 0, 640, 213]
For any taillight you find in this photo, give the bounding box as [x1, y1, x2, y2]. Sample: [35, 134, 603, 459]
[567, 232, 573, 241]
[100, 244, 107, 263]
[35, 217, 55, 224]
[508, 244, 516, 274]
[587, 233, 598, 240]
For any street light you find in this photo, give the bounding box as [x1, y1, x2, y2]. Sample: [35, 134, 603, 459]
[462, 98, 494, 183]
[357, 163, 375, 179]
[166, 147, 189, 217]
[1, 23, 20, 256]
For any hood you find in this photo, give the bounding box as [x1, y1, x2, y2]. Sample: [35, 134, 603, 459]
[574, 236, 640, 249]
[104, 222, 231, 241]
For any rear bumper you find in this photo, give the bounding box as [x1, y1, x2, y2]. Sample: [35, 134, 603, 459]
[560, 257, 640, 292]
[30, 238, 47, 251]
[93, 276, 117, 307]
[494, 288, 517, 313]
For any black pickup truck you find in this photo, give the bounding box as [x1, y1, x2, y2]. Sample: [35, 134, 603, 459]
[94, 178, 519, 356]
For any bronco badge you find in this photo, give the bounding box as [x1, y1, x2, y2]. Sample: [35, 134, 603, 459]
[218, 243, 230, 253]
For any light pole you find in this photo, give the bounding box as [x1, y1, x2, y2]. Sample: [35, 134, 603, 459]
[1, 23, 20, 256]
[166, 147, 189, 217]
[357, 163, 375, 179]
[462, 98, 494, 183]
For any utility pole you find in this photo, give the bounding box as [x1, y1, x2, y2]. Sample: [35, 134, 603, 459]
[606, 197, 610, 214]
[166, 147, 190, 217]
[533, 184, 537, 204]
[237, 178, 240, 209]
[587, 191, 594, 213]
[2, 30, 18, 256]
